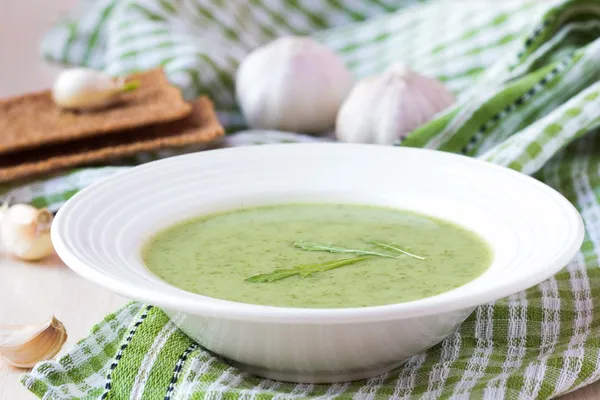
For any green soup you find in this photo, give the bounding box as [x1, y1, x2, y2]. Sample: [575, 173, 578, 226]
[143, 204, 492, 308]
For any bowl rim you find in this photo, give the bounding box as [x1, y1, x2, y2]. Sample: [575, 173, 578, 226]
[51, 143, 585, 323]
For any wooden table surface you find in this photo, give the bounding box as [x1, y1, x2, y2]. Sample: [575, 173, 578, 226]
[0, 253, 598, 399]
[0, 254, 127, 398]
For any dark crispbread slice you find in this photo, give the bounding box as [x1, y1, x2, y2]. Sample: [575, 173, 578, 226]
[0, 97, 223, 183]
[0, 68, 191, 155]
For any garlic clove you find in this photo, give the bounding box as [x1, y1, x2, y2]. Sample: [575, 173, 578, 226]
[336, 64, 455, 145]
[0, 316, 67, 368]
[52, 68, 140, 111]
[1, 204, 54, 261]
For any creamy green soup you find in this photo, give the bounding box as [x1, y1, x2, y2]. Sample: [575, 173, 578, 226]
[143, 204, 492, 308]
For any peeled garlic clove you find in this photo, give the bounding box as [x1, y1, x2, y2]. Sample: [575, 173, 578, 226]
[236, 36, 354, 134]
[1, 204, 54, 261]
[52, 68, 139, 111]
[336, 64, 455, 145]
[0, 316, 67, 368]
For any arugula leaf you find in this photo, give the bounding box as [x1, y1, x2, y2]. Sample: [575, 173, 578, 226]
[367, 240, 425, 260]
[245, 256, 369, 283]
[293, 241, 398, 258]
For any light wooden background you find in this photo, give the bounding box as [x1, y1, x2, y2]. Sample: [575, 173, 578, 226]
[0, 0, 599, 398]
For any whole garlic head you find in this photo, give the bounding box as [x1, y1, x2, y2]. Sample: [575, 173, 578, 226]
[1, 204, 54, 261]
[236, 36, 354, 134]
[336, 64, 455, 144]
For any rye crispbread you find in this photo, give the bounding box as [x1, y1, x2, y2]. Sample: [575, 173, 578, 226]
[0, 97, 223, 183]
[0, 69, 191, 155]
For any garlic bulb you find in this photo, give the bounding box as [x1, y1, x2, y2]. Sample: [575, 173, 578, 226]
[236, 36, 354, 134]
[52, 68, 139, 111]
[0, 316, 67, 368]
[1, 204, 54, 261]
[336, 64, 455, 145]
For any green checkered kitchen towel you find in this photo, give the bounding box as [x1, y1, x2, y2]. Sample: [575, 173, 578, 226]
[14, 0, 600, 398]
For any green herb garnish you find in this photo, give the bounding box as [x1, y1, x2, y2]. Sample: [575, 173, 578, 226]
[245, 256, 368, 283]
[246, 239, 425, 283]
[293, 241, 398, 258]
[367, 240, 426, 260]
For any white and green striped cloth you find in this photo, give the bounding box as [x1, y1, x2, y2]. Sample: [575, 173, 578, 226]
[16, 0, 600, 398]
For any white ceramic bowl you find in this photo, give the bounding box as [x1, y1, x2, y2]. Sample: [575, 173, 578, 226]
[52, 143, 584, 383]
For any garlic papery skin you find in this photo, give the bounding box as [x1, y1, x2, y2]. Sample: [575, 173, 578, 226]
[236, 36, 354, 134]
[1, 204, 54, 261]
[336, 64, 455, 145]
[52, 68, 139, 111]
[0, 197, 9, 230]
[0, 316, 67, 368]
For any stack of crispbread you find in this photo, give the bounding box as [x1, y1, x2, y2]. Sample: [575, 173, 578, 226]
[0, 69, 224, 182]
